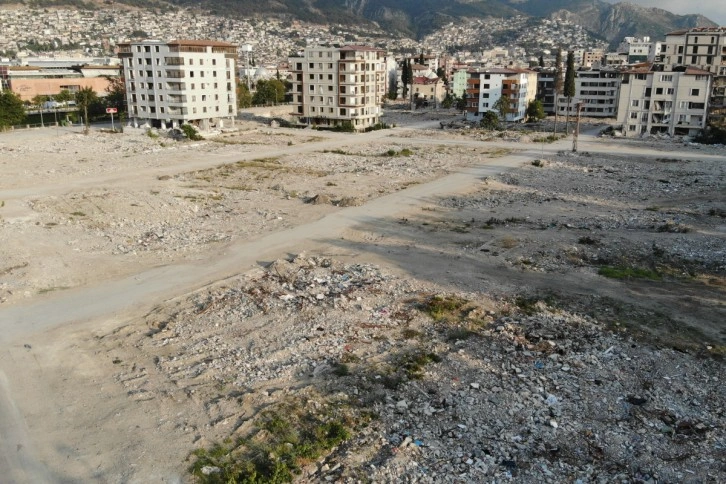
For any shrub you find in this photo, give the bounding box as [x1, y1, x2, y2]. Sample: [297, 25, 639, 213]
[181, 124, 203, 140]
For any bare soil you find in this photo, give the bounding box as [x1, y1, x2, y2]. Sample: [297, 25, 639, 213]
[0, 116, 724, 482]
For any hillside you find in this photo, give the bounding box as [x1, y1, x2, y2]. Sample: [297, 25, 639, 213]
[5, 0, 718, 42]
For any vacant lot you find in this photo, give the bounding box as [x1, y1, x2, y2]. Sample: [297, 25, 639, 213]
[0, 118, 724, 483]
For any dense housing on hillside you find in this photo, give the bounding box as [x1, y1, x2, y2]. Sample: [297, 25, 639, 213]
[118, 39, 237, 130]
[288, 46, 387, 130]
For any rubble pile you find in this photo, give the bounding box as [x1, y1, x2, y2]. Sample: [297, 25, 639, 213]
[113, 254, 725, 482]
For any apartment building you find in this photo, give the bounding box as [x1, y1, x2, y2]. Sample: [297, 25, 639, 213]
[616, 66, 712, 137]
[465, 68, 537, 122]
[556, 68, 620, 118]
[117, 39, 238, 130]
[535, 68, 557, 114]
[661, 27, 726, 127]
[288, 45, 386, 130]
[618, 37, 661, 64]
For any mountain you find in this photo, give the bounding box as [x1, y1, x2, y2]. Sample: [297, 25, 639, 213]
[157, 0, 717, 42]
[549, 2, 718, 47]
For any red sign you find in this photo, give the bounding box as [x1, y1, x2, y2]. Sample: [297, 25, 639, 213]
[106, 107, 118, 114]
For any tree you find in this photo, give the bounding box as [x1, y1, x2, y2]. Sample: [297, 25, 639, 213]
[493, 96, 512, 122]
[480, 111, 500, 130]
[526, 99, 545, 122]
[252, 79, 286, 106]
[456, 95, 467, 111]
[418, 51, 425, 65]
[237, 82, 252, 108]
[564, 51, 576, 134]
[54, 89, 73, 103]
[0, 90, 26, 129]
[387, 71, 398, 100]
[75, 87, 98, 134]
[553, 50, 563, 136]
[104, 75, 126, 113]
[436, 66, 448, 86]
[539, 55, 545, 68]
[401, 59, 410, 98]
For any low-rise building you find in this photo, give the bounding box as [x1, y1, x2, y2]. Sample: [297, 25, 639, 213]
[288, 45, 386, 130]
[412, 75, 445, 107]
[616, 66, 712, 137]
[118, 39, 238, 130]
[2, 65, 112, 101]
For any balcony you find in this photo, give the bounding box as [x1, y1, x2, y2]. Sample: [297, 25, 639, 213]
[167, 95, 188, 104]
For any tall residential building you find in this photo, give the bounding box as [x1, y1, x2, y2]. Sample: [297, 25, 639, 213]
[660, 27, 726, 127]
[616, 66, 712, 137]
[288, 45, 386, 130]
[465, 68, 538, 122]
[556, 68, 620, 118]
[117, 39, 238, 130]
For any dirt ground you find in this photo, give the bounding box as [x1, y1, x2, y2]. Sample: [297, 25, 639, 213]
[0, 115, 724, 482]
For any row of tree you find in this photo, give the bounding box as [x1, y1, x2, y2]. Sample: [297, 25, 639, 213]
[0, 86, 111, 133]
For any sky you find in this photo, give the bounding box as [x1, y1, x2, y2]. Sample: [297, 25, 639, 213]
[604, 0, 726, 26]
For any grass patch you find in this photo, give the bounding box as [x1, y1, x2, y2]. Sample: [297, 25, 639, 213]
[532, 135, 561, 143]
[398, 350, 442, 380]
[598, 265, 662, 281]
[497, 236, 518, 249]
[383, 148, 414, 157]
[70, 211, 86, 217]
[190, 396, 356, 483]
[38, 285, 71, 294]
[656, 222, 691, 233]
[420, 294, 470, 322]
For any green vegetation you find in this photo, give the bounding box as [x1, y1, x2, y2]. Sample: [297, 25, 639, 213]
[75, 86, 98, 134]
[526, 99, 545, 122]
[0, 90, 26, 129]
[190, 397, 354, 483]
[181, 124, 203, 141]
[479, 111, 500, 130]
[384, 148, 414, 157]
[598, 265, 662, 281]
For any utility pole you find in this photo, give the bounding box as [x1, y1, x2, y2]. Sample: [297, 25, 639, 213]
[572, 101, 583, 152]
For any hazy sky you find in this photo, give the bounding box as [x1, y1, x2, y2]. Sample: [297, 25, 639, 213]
[604, 0, 725, 25]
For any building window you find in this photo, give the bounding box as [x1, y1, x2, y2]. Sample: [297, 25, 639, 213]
[660, 75, 672, 82]
[212, 59, 216, 65]
[631, 100, 639, 107]
[691, 89, 700, 96]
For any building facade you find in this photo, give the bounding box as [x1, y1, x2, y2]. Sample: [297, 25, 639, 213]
[288, 45, 386, 130]
[118, 39, 238, 130]
[465, 68, 538, 122]
[556, 68, 620, 118]
[616, 66, 712, 137]
[412, 75, 445, 107]
[661, 27, 726, 128]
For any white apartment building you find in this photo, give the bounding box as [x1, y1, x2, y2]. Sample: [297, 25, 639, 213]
[618, 37, 661, 64]
[616, 66, 712, 137]
[288, 45, 386, 130]
[660, 27, 726, 127]
[556, 68, 620, 118]
[118, 39, 237, 130]
[465, 68, 538, 122]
